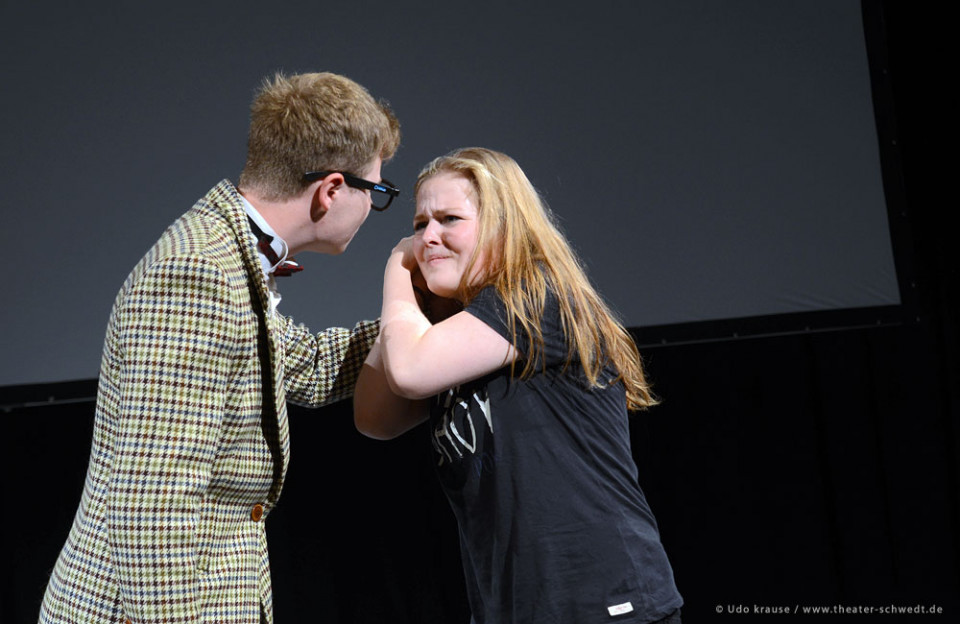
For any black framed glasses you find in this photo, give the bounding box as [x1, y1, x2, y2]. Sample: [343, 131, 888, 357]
[303, 170, 400, 211]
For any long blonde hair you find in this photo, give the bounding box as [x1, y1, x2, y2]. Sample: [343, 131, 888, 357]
[415, 147, 657, 411]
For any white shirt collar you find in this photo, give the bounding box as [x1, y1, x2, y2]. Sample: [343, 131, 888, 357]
[239, 194, 286, 314]
[239, 195, 292, 276]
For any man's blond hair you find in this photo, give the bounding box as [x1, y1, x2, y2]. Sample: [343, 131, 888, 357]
[239, 72, 400, 200]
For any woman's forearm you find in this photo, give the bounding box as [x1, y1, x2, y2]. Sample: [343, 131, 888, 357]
[354, 337, 427, 439]
[379, 251, 434, 396]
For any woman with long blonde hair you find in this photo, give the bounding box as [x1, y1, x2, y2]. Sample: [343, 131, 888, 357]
[355, 148, 682, 624]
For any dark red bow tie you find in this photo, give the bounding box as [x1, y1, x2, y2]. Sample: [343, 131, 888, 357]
[248, 217, 303, 277]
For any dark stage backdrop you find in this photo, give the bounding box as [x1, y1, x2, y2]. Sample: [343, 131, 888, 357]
[6, 322, 958, 622]
[0, 0, 898, 386]
[3, 1, 957, 623]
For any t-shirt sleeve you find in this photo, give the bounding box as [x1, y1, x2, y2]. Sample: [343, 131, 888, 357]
[464, 285, 513, 340]
[464, 286, 569, 368]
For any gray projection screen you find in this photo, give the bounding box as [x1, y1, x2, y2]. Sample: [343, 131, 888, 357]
[0, 0, 899, 386]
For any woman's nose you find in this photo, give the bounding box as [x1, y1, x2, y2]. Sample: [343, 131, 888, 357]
[422, 221, 441, 244]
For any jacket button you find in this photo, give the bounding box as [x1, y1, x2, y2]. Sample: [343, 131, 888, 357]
[251, 503, 265, 522]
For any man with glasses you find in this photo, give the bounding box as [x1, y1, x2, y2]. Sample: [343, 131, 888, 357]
[40, 72, 400, 624]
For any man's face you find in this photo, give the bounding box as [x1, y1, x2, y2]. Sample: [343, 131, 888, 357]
[314, 156, 382, 254]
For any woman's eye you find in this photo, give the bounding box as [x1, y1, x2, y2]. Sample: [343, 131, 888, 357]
[443, 215, 460, 223]
[413, 222, 426, 232]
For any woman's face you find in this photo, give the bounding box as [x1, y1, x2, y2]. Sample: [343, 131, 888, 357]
[413, 172, 482, 301]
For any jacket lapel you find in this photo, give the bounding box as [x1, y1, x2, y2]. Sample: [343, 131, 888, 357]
[208, 180, 291, 501]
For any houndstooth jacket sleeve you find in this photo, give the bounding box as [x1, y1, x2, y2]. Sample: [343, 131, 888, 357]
[279, 315, 379, 407]
[107, 255, 248, 622]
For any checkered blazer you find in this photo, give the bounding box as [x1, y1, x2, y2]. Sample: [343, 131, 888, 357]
[39, 180, 378, 623]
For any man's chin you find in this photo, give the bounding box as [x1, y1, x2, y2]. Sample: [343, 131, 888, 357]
[323, 238, 353, 255]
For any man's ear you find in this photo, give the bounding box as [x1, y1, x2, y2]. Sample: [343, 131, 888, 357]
[309, 172, 345, 221]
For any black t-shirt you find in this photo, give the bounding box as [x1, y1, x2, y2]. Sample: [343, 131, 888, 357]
[429, 286, 683, 624]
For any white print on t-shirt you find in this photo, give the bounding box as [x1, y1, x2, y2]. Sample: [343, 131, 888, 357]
[432, 385, 492, 466]
[607, 601, 634, 616]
